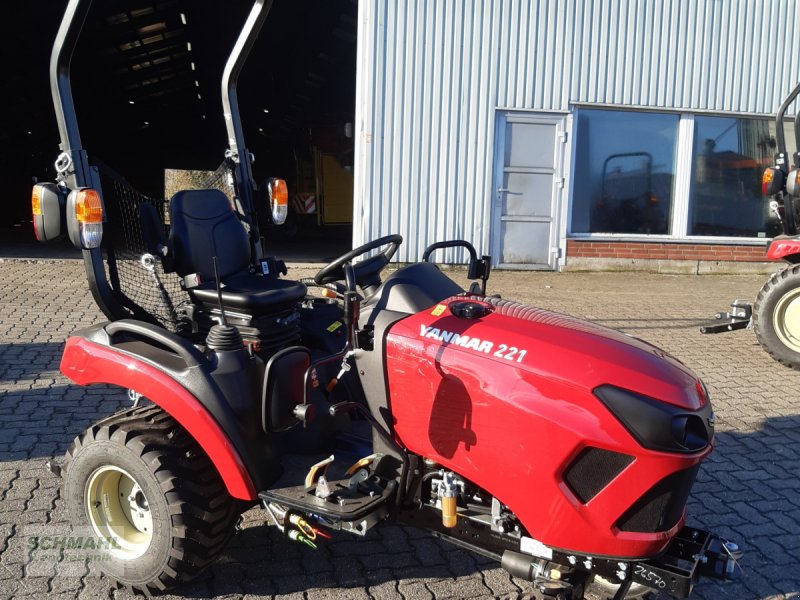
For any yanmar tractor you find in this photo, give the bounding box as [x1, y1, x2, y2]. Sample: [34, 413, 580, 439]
[706, 80, 800, 369]
[34, 1, 741, 598]
[748, 81, 800, 369]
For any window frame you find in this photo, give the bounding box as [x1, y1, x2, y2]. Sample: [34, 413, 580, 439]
[568, 104, 788, 246]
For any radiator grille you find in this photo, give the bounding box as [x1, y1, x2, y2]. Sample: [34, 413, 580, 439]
[616, 465, 700, 533]
[562, 447, 634, 504]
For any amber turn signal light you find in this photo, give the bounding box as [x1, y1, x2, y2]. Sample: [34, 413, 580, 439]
[66, 188, 104, 249]
[762, 167, 785, 196]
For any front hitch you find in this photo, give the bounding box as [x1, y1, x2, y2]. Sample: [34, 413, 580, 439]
[635, 526, 742, 597]
[501, 526, 741, 599]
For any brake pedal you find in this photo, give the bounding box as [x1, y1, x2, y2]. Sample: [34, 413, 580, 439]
[305, 454, 334, 489]
[345, 453, 382, 476]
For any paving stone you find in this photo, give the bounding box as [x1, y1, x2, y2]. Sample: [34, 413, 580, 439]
[2, 261, 799, 599]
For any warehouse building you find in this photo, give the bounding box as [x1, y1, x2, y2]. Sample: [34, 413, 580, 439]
[5, 1, 800, 271]
[353, 0, 800, 270]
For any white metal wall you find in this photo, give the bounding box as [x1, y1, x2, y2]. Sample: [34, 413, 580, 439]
[354, 0, 800, 262]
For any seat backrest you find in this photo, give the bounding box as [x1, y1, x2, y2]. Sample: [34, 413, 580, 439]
[169, 189, 251, 279]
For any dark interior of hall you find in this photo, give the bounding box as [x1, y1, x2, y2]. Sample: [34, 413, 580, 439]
[2, 0, 357, 234]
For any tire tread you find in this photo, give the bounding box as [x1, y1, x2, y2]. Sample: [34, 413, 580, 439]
[63, 405, 241, 595]
[753, 264, 800, 369]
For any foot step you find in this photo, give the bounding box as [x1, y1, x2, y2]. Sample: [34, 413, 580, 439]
[260, 478, 396, 521]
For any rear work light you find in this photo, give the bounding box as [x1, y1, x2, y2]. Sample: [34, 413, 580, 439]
[762, 167, 786, 196]
[785, 169, 800, 197]
[67, 188, 104, 249]
[31, 183, 67, 243]
[267, 178, 289, 225]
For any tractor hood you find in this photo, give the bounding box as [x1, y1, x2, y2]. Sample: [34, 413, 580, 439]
[385, 295, 711, 557]
[388, 296, 704, 411]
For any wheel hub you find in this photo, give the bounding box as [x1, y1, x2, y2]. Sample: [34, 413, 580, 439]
[86, 466, 153, 560]
[773, 287, 800, 353]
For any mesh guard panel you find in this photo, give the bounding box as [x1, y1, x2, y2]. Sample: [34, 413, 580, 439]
[96, 161, 239, 332]
[616, 464, 701, 533]
[562, 447, 634, 504]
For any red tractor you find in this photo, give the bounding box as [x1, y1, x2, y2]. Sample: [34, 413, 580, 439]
[34, 1, 740, 598]
[752, 81, 800, 368]
[707, 81, 800, 368]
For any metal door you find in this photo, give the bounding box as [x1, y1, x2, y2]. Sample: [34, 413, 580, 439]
[492, 113, 567, 269]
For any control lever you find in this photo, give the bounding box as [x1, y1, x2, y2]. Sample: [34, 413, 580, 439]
[326, 350, 354, 393]
[341, 262, 360, 347]
[326, 263, 361, 393]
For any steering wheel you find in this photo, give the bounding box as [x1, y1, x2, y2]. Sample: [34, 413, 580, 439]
[314, 234, 403, 287]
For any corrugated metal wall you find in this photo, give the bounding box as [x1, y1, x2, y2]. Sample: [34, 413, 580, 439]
[354, 0, 800, 261]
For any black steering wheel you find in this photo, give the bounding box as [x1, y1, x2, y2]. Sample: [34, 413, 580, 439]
[314, 234, 403, 287]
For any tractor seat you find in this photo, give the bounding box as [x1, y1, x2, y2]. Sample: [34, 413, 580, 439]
[168, 189, 306, 315]
[190, 274, 305, 312]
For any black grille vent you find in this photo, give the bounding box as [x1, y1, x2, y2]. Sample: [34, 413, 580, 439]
[616, 464, 700, 533]
[563, 447, 634, 504]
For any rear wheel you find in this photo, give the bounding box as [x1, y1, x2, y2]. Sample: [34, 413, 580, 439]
[63, 405, 242, 594]
[753, 264, 800, 369]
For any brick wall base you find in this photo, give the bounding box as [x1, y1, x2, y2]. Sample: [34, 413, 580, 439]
[566, 240, 773, 262]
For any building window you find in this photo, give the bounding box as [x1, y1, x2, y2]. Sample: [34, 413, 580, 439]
[571, 109, 679, 235]
[689, 116, 783, 238]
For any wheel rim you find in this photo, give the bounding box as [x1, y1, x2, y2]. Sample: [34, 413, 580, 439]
[593, 574, 649, 597]
[86, 466, 153, 560]
[773, 287, 800, 354]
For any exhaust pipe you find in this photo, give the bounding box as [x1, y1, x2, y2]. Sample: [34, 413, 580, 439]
[501, 550, 549, 580]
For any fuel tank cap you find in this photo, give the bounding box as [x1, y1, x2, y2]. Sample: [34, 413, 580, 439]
[449, 300, 492, 319]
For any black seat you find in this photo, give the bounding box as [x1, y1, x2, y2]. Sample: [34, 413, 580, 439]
[168, 189, 306, 314]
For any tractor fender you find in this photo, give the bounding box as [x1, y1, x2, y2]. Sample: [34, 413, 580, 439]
[767, 238, 800, 263]
[60, 333, 258, 501]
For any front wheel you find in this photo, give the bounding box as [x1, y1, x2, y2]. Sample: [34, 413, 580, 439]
[753, 264, 800, 369]
[63, 405, 242, 594]
[586, 575, 653, 599]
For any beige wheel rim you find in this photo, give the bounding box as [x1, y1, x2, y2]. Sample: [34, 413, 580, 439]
[773, 287, 800, 354]
[593, 574, 649, 595]
[86, 466, 153, 560]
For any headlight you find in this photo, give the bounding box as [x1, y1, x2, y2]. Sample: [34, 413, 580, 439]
[594, 384, 713, 453]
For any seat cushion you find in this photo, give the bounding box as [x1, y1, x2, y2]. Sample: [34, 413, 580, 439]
[189, 273, 307, 314]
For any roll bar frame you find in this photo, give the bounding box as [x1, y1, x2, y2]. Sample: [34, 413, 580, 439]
[50, 0, 271, 320]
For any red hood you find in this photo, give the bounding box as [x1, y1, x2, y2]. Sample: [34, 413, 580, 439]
[389, 296, 703, 410]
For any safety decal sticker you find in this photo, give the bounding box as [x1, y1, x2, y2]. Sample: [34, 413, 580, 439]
[327, 321, 343, 333]
[430, 304, 447, 316]
[520, 536, 553, 560]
